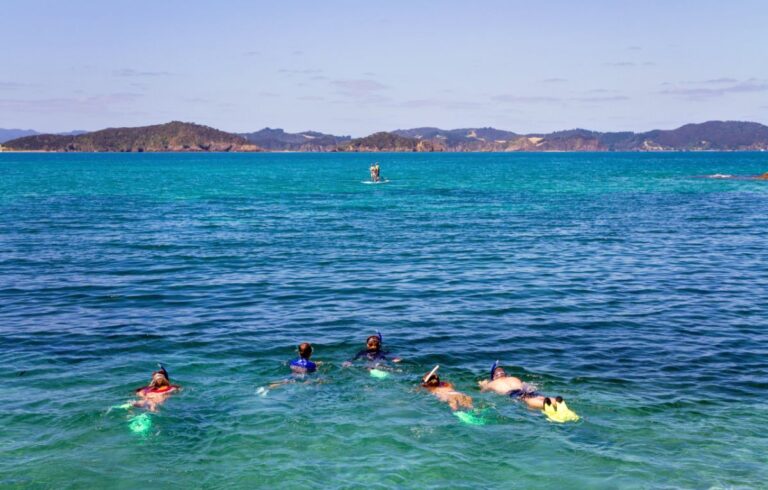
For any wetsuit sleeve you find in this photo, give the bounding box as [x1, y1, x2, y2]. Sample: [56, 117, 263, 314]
[352, 350, 366, 361]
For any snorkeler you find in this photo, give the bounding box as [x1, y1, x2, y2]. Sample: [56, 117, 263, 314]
[421, 365, 474, 411]
[478, 361, 531, 396]
[265, 342, 321, 390]
[479, 362, 579, 421]
[343, 331, 401, 366]
[134, 364, 180, 412]
[290, 342, 318, 373]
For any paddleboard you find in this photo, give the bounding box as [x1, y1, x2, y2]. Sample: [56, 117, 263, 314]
[362, 179, 389, 185]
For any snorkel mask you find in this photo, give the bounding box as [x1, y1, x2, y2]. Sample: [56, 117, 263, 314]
[490, 360, 499, 380]
[422, 365, 440, 386]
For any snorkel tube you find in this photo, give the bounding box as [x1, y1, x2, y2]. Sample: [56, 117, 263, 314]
[376, 330, 383, 344]
[422, 365, 440, 385]
[490, 360, 499, 380]
[157, 363, 169, 380]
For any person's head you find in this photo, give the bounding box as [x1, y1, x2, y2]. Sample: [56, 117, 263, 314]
[298, 342, 313, 359]
[149, 370, 170, 388]
[366, 335, 381, 351]
[421, 365, 440, 387]
[492, 366, 506, 380]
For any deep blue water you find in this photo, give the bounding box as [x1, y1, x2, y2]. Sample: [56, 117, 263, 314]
[1, 152, 767, 489]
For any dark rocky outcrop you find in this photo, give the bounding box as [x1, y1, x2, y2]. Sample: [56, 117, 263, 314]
[240, 128, 350, 151]
[4, 121, 261, 152]
[338, 132, 442, 152]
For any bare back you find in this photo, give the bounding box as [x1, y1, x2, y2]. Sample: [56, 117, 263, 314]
[478, 375, 524, 395]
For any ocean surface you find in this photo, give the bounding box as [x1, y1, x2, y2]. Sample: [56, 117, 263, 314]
[1, 152, 767, 489]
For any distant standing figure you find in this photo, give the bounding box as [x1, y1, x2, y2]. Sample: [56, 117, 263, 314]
[369, 162, 381, 182]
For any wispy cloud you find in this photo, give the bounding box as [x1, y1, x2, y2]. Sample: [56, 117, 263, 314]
[279, 68, 323, 75]
[114, 68, 174, 78]
[660, 79, 768, 99]
[244, 50, 261, 57]
[604, 61, 655, 67]
[492, 94, 561, 104]
[298, 95, 325, 101]
[670, 77, 739, 86]
[330, 79, 390, 103]
[397, 98, 485, 110]
[331, 79, 388, 93]
[540, 78, 567, 83]
[492, 93, 629, 104]
[585, 88, 619, 94]
[0, 93, 143, 113]
[698, 77, 739, 84]
[572, 95, 630, 102]
[627, 46, 642, 51]
[0, 81, 30, 90]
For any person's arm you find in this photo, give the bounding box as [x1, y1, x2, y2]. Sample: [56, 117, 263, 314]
[342, 350, 363, 367]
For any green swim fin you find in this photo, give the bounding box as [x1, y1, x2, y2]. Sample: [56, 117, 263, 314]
[454, 410, 487, 426]
[128, 413, 152, 434]
[369, 368, 390, 379]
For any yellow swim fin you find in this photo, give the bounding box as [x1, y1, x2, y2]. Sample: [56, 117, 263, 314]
[558, 401, 579, 422]
[543, 401, 580, 423]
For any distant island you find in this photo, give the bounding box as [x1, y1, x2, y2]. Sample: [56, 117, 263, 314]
[2, 120, 768, 152]
[1, 122, 260, 152]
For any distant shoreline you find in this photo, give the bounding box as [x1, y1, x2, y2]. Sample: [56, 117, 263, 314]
[2, 149, 768, 154]
[3, 120, 768, 153]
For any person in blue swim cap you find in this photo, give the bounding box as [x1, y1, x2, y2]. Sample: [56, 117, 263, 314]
[479, 362, 568, 410]
[267, 342, 322, 389]
[290, 342, 318, 374]
[343, 332, 401, 366]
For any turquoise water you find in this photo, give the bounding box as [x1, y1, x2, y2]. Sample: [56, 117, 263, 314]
[1, 152, 767, 489]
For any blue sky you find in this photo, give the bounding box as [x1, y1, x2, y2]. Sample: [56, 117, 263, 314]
[1, 0, 766, 136]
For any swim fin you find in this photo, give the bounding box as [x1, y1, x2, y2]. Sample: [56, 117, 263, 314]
[369, 368, 390, 379]
[454, 410, 487, 426]
[128, 413, 152, 434]
[543, 401, 580, 423]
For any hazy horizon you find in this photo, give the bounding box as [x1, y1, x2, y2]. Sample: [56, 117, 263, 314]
[2, 0, 767, 137]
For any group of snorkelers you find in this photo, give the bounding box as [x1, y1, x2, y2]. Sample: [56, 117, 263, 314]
[132, 332, 577, 422]
[369, 162, 381, 182]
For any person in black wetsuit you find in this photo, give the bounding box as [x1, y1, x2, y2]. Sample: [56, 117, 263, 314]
[343, 332, 401, 366]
